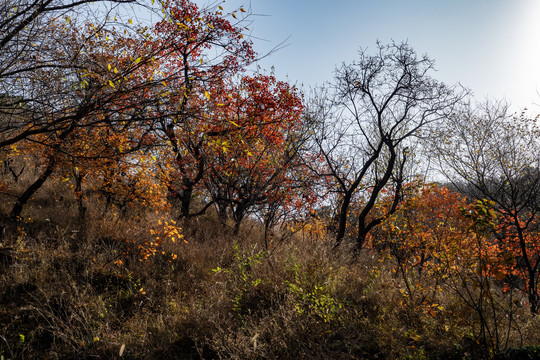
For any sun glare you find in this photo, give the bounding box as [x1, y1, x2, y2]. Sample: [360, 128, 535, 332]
[510, 0, 540, 108]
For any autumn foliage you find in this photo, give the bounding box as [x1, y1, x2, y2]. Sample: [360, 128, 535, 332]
[2, 0, 540, 359]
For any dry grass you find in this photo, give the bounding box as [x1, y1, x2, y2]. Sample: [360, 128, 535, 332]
[0, 168, 539, 359]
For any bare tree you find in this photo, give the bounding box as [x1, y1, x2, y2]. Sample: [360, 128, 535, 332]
[309, 41, 466, 249]
[431, 100, 540, 314]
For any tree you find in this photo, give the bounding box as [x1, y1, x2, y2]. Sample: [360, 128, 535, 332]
[4, 6, 163, 220]
[309, 41, 465, 250]
[0, 0, 146, 149]
[148, 0, 256, 220]
[431, 100, 540, 314]
[372, 183, 518, 352]
[369, 182, 467, 301]
[2, 0, 256, 222]
[202, 74, 307, 234]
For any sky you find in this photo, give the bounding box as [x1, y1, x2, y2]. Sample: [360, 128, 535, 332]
[208, 0, 540, 111]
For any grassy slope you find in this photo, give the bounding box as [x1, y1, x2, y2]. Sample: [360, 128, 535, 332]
[1, 175, 540, 359]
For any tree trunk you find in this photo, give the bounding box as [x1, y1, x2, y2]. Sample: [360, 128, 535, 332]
[528, 272, 539, 314]
[179, 185, 193, 219]
[335, 191, 353, 247]
[10, 158, 55, 220]
[233, 204, 245, 235]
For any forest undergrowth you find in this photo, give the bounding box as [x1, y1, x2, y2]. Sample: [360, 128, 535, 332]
[1, 174, 540, 360]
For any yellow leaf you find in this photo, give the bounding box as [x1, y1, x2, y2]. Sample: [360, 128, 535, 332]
[204, 91, 210, 100]
[229, 120, 240, 127]
[218, 5, 223, 10]
[161, 80, 167, 87]
[108, 64, 111, 71]
[134, 57, 141, 64]
[114, 67, 118, 74]
[128, 19, 133, 24]
[108, 80, 115, 88]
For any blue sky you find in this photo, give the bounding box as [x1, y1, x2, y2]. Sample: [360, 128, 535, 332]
[213, 0, 540, 110]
